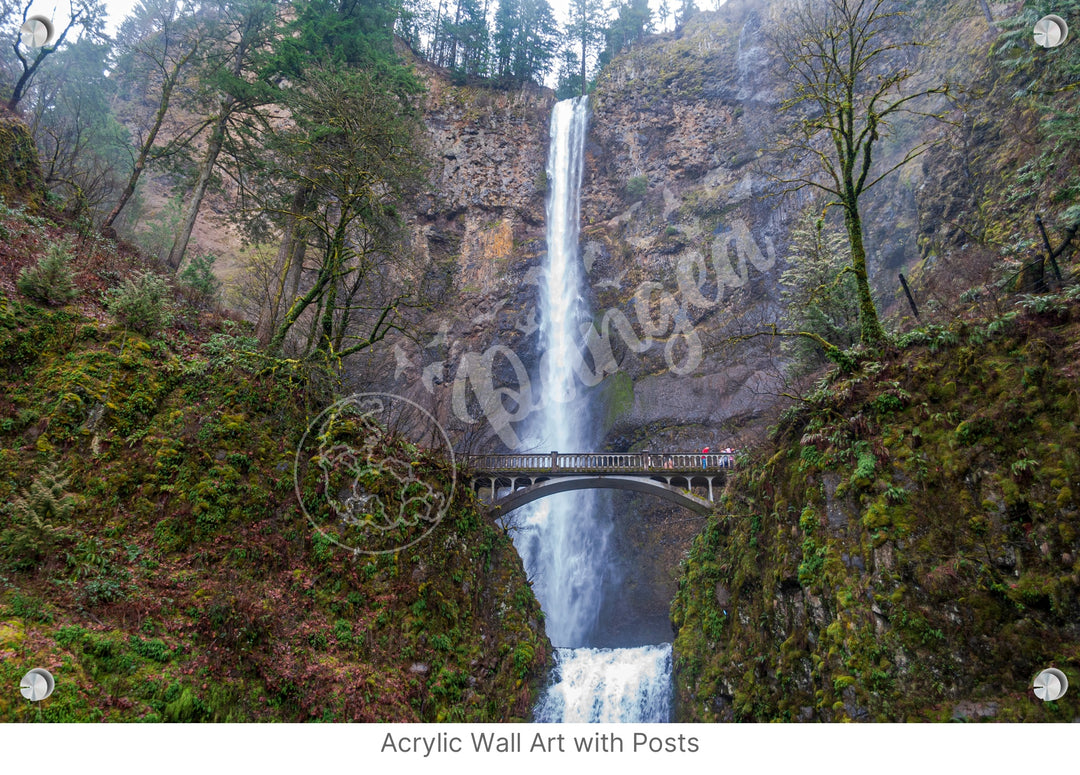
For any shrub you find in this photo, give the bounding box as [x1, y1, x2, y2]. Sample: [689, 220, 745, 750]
[16, 240, 80, 306]
[105, 271, 172, 335]
[624, 175, 648, 200]
[178, 252, 221, 306]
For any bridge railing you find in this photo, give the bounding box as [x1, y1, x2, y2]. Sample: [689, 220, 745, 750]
[463, 451, 737, 474]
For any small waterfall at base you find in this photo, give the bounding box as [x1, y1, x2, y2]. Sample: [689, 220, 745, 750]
[510, 96, 673, 723]
[533, 645, 673, 723]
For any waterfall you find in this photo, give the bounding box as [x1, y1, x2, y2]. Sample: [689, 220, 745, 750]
[510, 96, 673, 722]
[533, 645, 673, 723]
[512, 96, 607, 648]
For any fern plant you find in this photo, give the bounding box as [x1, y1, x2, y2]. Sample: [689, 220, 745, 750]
[1, 462, 79, 570]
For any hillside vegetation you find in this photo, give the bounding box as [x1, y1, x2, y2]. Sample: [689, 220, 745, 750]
[0, 203, 548, 722]
[672, 292, 1080, 721]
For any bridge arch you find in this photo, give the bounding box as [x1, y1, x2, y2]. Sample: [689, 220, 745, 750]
[476, 475, 715, 516]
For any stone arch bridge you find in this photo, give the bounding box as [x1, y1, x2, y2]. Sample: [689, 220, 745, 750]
[462, 451, 736, 516]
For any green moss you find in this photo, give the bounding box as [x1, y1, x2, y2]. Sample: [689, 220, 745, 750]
[0, 296, 550, 722]
[0, 113, 45, 207]
[600, 371, 635, 433]
[672, 297, 1080, 722]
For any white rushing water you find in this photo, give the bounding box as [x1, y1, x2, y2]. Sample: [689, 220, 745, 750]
[534, 645, 673, 723]
[510, 96, 673, 722]
[512, 96, 608, 649]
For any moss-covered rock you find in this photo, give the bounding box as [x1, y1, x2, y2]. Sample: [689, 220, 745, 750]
[672, 298, 1080, 722]
[0, 286, 549, 722]
[0, 108, 44, 208]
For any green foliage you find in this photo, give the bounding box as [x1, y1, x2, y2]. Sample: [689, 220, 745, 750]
[492, 0, 560, 87]
[624, 174, 648, 201]
[672, 294, 1080, 722]
[995, 0, 1080, 216]
[178, 252, 222, 305]
[7, 591, 54, 622]
[0, 276, 548, 723]
[598, 0, 652, 70]
[797, 536, 826, 586]
[134, 192, 185, 263]
[512, 642, 535, 678]
[1, 462, 78, 571]
[262, 62, 426, 359]
[105, 271, 173, 336]
[23, 38, 130, 216]
[16, 240, 81, 306]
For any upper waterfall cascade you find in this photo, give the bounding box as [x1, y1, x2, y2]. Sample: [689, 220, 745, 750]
[509, 96, 673, 723]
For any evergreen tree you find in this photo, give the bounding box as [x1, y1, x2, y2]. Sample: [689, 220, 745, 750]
[656, 0, 671, 31]
[252, 0, 425, 349]
[598, 0, 651, 69]
[674, 0, 697, 29]
[263, 65, 426, 359]
[565, 0, 606, 95]
[554, 44, 581, 99]
[493, 0, 557, 86]
[442, 0, 489, 76]
[780, 212, 859, 373]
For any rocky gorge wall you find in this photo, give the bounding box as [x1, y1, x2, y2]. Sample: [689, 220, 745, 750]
[366, 0, 1064, 648]
[381, 0, 1010, 456]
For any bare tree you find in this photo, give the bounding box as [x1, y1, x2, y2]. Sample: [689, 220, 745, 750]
[101, 0, 205, 233]
[772, 0, 951, 346]
[6, 0, 105, 111]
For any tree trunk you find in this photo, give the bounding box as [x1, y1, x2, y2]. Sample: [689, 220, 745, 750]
[843, 204, 885, 346]
[166, 112, 226, 271]
[976, 0, 993, 23]
[7, 47, 47, 112]
[101, 48, 195, 233]
[449, 0, 462, 70]
[256, 183, 312, 344]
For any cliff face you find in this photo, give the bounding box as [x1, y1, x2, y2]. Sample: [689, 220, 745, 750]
[388, 0, 1008, 454]
[375, 0, 1077, 649]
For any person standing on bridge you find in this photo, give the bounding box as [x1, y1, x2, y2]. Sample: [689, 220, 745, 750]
[701, 446, 710, 470]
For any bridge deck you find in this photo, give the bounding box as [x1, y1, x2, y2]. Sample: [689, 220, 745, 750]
[462, 451, 736, 476]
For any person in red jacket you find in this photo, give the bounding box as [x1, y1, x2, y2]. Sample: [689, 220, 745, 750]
[701, 446, 710, 469]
